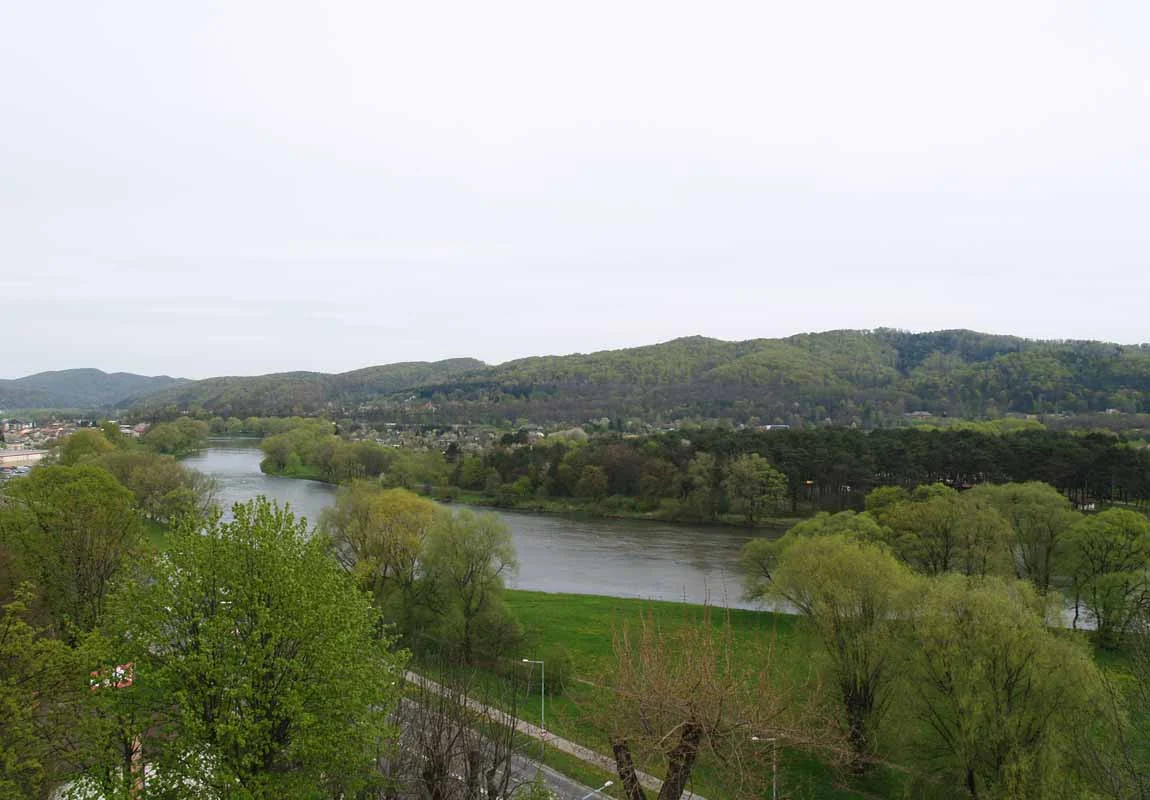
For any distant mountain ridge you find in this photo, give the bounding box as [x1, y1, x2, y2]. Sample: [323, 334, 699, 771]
[0, 369, 186, 410]
[13, 330, 1150, 426]
[130, 359, 487, 418]
[120, 329, 1150, 427]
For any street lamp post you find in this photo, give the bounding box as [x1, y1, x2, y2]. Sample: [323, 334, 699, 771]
[579, 779, 614, 799]
[520, 658, 545, 760]
[520, 658, 545, 731]
[750, 735, 778, 800]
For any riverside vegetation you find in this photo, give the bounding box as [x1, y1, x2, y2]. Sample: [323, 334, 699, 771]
[256, 418, 1150, 524]
[3, 426, 1150, 799]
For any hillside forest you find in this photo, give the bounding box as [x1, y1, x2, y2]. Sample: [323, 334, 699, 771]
[122, 329, 1150, 427]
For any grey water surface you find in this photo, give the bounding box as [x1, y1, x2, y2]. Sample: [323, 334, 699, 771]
[184, 441, 785, 608]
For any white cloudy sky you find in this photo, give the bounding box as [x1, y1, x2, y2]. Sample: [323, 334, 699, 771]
[2, 1, 1147, 379]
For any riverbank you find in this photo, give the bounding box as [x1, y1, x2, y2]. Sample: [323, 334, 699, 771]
[259, 462, 803, 530]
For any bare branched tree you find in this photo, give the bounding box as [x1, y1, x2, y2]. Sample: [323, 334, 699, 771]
[600, 607, 800, 800]
[383, 664, 531, 800]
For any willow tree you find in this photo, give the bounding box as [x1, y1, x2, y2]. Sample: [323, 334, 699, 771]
[969, 482, 1080, 592]
[423, 508, 520, 664]
[911, 575, 1103, 799]
[743, 529, 917, 772]
[1065, 508, 1150, 649]
[320, 482, 438, 640]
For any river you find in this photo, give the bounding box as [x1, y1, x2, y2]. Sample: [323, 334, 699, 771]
[183, 441, 784, 608]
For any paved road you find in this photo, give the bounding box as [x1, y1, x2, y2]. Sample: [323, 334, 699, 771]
[406, 671, 707, 800]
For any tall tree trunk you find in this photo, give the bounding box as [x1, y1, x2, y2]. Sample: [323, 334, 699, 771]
[611, 738, 648, 800]
[658, 721, 704, 800]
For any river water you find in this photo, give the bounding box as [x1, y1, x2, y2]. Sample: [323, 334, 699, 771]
[183, 442, 783, 608]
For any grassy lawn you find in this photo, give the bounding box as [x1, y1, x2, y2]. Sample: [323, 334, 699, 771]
[485, 590, 942, 800]
[142, 518, 170, 550]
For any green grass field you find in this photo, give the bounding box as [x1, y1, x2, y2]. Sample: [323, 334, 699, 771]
[490, 590, 942, 800]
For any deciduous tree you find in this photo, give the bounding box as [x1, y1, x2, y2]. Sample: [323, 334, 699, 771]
[423, 509, 520, 663]
[910, 575, 1103, 799]
[745, 533, 917, 772]
[98, 498, 406, 798]
[0, 466, 143, 643]
[1065, 508, 1150, 649]
[724, 453, 786, 524]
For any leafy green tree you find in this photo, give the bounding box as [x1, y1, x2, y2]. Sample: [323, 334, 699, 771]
[910, 575, 1103, 799]
[723, 453, 786, 523]
[740, 510, 884, 585]
[574, 465, 609, 500]
[56, 429, 116, 466]
[971, 482, 1079, 593]
[952, 493, 1013, 577]
[140, 417, 209, 456]
[743, 533, 917, 771]
[638, 458, 680, 505]
[883, 489, 963, 575]
[98, 498, 406, 798]
[0, 586, 83, 799]
[423, 509, 520, 663]
[863, 485, 909, 525]
[321, 483, 437, 641]
[0, 466, 143, 643]
[684, 453, 720, 520]
[96, 450, 217, 524]
[1065, 508, 1150, 649]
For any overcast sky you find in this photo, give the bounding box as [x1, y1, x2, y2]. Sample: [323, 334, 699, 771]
[2, 1, 1148, 379]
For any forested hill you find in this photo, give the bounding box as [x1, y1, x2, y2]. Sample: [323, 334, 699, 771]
[398, 330, 1150, 426]
[125, 330, 1150, 426]
[130, 358, 485, 418]
[0, 369, 185, 410]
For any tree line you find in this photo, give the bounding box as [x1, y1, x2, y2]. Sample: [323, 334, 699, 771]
[259, 424, 1150, 521]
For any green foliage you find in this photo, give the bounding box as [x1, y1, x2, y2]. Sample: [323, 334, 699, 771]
[0, 465, 143, 642]
[910, 575, 1104, 798]
[56, 428, 115, 465]
[97, 498, 406, 798]
[321, 483, 437, 641]
[140, 417, 209, 456]
[749, 533, 918, 769]
[970, 482, 1080, 592]
[537, 644, 574, 696]
[882, 490, 1013, 577]
[424, 509, 521, 664]
[513, 776, 558, 800]
[131, 359, 484, 419]
[0, 586, 83, 799]
[124, 331, 1150, 426]
[1065, 509, 1150, 649]
[444, 425, 1150, 523]
[723, 453, 787, 523]
[96, 449, 216, 524]
[574, 465, 609, 500]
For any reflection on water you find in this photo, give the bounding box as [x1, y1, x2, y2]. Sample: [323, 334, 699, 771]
[184, 441, 785, 608]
